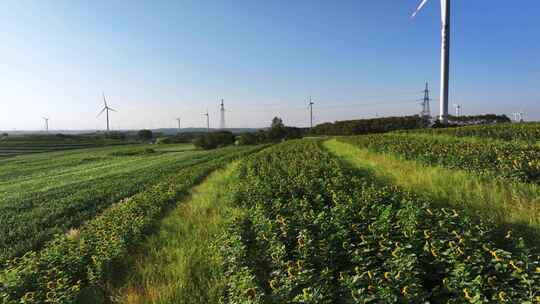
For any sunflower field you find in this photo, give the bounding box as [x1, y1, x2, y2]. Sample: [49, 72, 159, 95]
[220, 140, 540, 303]
[340, 133, 540, 184]
[402, 123, 540, 143]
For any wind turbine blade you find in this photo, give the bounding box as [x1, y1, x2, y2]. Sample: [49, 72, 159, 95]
[411, 0, 429, 18]
[103, 92, 108, 107]
[108, 107, 117, 112]
[97, 107, 106, 117]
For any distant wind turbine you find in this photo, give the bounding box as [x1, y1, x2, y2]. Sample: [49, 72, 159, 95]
[97, 93, 117, 132]
[203, 110, 209, 132]
[412, 0, 451, 124]
[42, 117, 49, 133]
[175, 117, 181, 133]
[308, 96, 315, 129]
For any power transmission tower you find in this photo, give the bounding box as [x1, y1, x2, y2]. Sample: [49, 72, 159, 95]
[219, 99, 226, 130]
[420, 82, 431, 119]
[308, 96, 314, 129]
[453, 104, 462, 117]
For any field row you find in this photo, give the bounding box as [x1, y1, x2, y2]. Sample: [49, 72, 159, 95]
[0, 145, 170, 182]
[0, 135, 132, 158]
[0, 145, 263, 303]
[339, 133, 540, 184]
[0, 145, 238, 264]
[402, 122, 540, 143]
[219, 140, 540, 303]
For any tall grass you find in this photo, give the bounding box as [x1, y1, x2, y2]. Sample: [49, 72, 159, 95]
[324, 139, 540, 245]
[111, 162, 240, 304]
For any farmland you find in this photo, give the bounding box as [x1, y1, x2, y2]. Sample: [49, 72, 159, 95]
[0, 134, 132, 159]
[219, 140, 539, 303]
[403, 122, 540, 144]
[1, 123, 540, 303]
[0, 143, 260, 263]
[339, 133, 540, 183]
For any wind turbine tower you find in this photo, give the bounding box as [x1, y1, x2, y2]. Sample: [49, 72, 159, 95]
[219, 99, 226, 130]
[203, 110, 210, 132]
[176, 118, 181, 133]
[420, 82, 431, 119]
[97, 93, 117, 132]
[42, 117, 49, 133]
[412, 0, 451, 124]
[308, 96, 315, 129]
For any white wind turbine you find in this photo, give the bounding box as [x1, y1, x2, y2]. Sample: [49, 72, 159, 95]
[175, 117, 181, 133]
[412, 0, 451, 124]
[97, 93, 117, 132]
[203, 110, 210, 132]
[42, 117, 49, 133]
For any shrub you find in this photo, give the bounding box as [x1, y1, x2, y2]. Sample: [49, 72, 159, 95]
[236, 117, 304, 146]
[105, 132, 127, 140]
[155, 137, 172, 144]
[312, 115, 427, 136]
[236, 133, 259, 146]
[172, 134, 196, 143]
[193, 131, 235, 150]
[447, 114, 511, 125]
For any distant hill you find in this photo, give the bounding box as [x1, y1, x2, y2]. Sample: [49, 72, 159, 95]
[0, 130, 100, 136]
[151, 128, 260, 135]
[0, 128, 261, 137]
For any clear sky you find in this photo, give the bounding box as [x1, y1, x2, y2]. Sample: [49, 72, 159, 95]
[1, 0, 538, 130]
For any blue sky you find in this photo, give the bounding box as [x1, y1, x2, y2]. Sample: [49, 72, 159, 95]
[0, 0, 538, 130]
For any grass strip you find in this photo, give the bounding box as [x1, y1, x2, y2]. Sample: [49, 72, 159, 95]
[111, 161, 241, 304]
[339, 133, 540, 184]
[324, 139, 540, 245]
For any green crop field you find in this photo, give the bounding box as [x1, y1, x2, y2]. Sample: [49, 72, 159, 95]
[1, 123, 540, 304]
[0, 143, 238, 262]
[0, 134, 133, 159]
[401, 122, 540, 143]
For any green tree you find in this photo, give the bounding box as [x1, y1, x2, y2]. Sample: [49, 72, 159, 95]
[267, 117, 286, 142]
[138, 129, 153, 141]
[271, 117, 284, 129]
